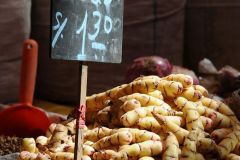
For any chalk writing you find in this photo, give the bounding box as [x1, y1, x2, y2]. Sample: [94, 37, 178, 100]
[52, 12, 68, 48]
[104, 16, 112, 34]
[76, 11, 88, 56]
[76, 1, 113, 55]
[51, 0, 123, 63]
[88, 11, 101, 41]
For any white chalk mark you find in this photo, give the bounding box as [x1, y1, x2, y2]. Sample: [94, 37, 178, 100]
[88, 11, 101, 41]
[53, 12, 63, 30]
[104, 0, 112, 13]
[76, 11, 88, 55]
[104, 15, 113, 34]
[52, 17, 68, 48]
[92, 42, 106, 50]
[91, 0, 101, 7]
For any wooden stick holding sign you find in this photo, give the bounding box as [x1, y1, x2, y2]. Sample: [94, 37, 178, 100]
[51, 0, 123, 159]
[74, 65, 88, 160]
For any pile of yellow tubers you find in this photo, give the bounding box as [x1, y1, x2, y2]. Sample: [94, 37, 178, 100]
[19, 74, 240, 160]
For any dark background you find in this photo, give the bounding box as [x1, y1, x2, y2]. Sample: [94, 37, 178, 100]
[1, 0, 240, 104]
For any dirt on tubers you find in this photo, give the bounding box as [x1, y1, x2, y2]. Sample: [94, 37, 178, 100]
[19, 74, 240, 160]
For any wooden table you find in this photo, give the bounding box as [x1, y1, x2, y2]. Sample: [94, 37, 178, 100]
[33, 99, 73, 115]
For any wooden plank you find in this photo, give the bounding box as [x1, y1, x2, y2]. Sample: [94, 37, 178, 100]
[74, 65, 88, 160]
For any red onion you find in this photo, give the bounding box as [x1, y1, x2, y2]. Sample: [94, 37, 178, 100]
[125, 56, 172, 83]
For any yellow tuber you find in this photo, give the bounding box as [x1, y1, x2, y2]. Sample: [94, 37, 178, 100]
[86, 84, 127, 112]
[196, 103, 232, 128]
[162, 74, 193, 88]
[18, 74, 240, 160]
[81, 155, 92, 160]
[120, 99, 141, 112]
[96, 106, 111, 125]
[181, 86, 202, 102]
[119, 140, 162, 159]
[35, 136, 48, 146]
[93, 131, 133, 151]
[36, 153, 51, 160]
[137, 116, 182, 132]
[84, 126, 114, 142]
[125, 78, 183, 98]
[174, 97, 204, 134]
[217, 130, 240, 159]
[147, 90, 164, 100]
[84, 141, 94, 146]
[162, 132, 180, 160]
[233, 142, 240, 155]
[83, 144, 95, 156]
[133, 75, 161, 82]
[119, 93, 171, 110]
[120, 106, 182, 127]
[117, 128, 161, 143]
[200, 116, 213, 131]
[121, 107, 147, 127]
[19, 151, 37, 160]
[193, 85, 208, 97]
[152, 112, 189, 144]
[51, 152, 74, 160]
[21, 138, 36, 153]
[65, 119, 76, 135]
[49, 124, 68, 143]
[46, 123, 57, 138]
[201, 96, 238, 122]
[225, 153, 240, 160]
[139, 157, 155, 160]
[86, 77, 183, 112]
[210, 128, 233, 143]
[196, 137, 217, 154]
[181, 131, 204, 160]
[93, 150, 126, 160]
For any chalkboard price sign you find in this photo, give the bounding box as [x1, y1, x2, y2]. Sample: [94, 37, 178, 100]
[51, 0, 123, 63]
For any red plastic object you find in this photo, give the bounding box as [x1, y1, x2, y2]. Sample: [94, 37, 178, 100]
[77, 105, 86, 129]
[0, 39, 50, 138]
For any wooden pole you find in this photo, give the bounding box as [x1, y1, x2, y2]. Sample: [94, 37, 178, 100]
[74, 64, 88, 160]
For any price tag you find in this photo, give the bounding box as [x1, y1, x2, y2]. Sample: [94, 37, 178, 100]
[51, 0, 123, 63]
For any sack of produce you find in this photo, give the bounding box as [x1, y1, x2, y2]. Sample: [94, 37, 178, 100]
[0, 0, 31, 103]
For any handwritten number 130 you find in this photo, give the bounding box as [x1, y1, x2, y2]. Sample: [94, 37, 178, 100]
[76, 10, 113, 55]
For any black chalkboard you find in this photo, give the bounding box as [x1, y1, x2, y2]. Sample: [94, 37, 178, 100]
[51, 0, 123, 63]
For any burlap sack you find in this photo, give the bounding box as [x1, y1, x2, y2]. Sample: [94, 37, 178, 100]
[0, 0, 31, 103]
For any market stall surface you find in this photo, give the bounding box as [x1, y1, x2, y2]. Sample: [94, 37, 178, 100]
[0, 100, 73, 159]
